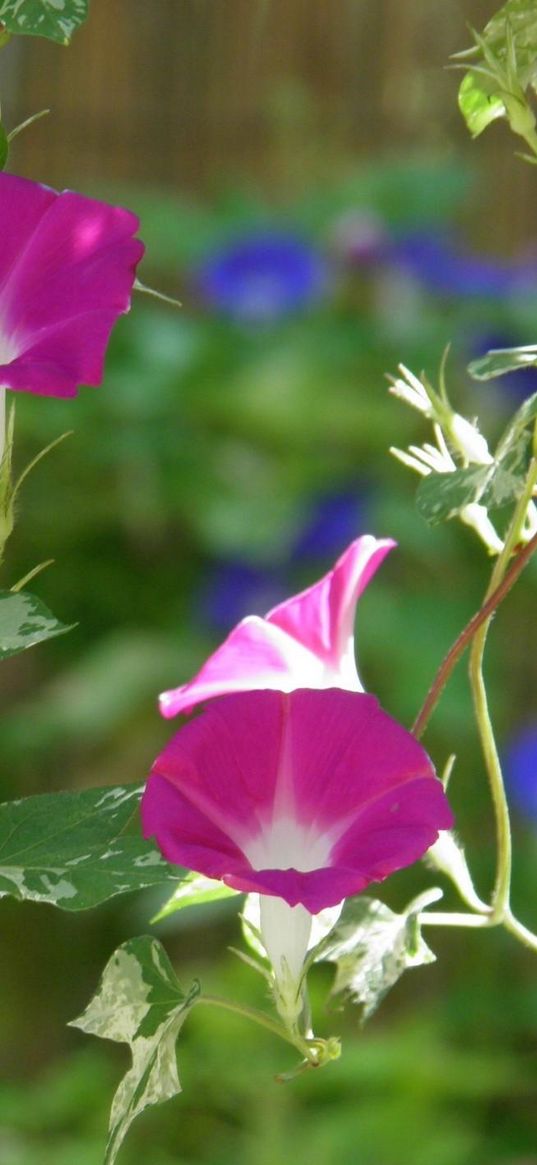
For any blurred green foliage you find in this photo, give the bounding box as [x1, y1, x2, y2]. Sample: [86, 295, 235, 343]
[1, 157, 537, 1163]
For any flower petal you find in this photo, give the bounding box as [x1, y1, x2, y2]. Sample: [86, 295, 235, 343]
[287, 688, 436, 829]
[266, 535, 395, 677]
[0, 175, 143, 398]
[143, 688, 453, 914]
[159, 536, 395, 717]
[159, 615, 324, 718]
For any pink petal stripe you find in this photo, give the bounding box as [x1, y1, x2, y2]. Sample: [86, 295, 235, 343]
[266, 536, 395, 668]
[159, 615, 324, 719]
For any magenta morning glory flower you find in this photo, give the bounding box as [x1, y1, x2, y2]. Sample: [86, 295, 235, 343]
[0, 172, 144, 400]
[142, 688, 452, 1020]
[195, 231, 328, 324]
[159, 535, 395, 719]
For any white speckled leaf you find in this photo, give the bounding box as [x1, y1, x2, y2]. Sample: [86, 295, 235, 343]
[70, 936, 200, 1165]
[0, 589, 74, 660]
[0, 783, 180, 910]
[0, 0, 89, 43]
[311, 896, 436, 1022]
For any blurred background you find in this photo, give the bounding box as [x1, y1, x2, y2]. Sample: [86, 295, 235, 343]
[1, 2, 537, 1163]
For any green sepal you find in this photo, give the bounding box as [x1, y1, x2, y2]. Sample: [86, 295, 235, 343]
[0, 782, 180, 910]
[152, 870, 238, 922]
[0, 0, 89, 43]
[0, 588, 74, 659]
[69, 936, 200, 1165]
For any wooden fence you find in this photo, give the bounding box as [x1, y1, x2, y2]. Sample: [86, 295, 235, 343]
[2, 0, 536, 251]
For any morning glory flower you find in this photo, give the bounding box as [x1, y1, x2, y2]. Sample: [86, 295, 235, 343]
[198, 560, 287, 633]
[195, 231, 328, 324]
[389, 231, 537, 299]
[0, 172, 144, 400]
[159, 535, 395, 719]
[503, 724, 537, 822]
[142, 688, 453, 1022]
[289, 488, 371, 562]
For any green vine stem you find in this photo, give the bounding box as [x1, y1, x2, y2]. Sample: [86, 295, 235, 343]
[197, 994, 340, 1071]
[412, 525, 537, 740]
[469, 458, 537, 926]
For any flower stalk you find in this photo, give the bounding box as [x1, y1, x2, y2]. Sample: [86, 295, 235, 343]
[469, 458, 537, 924]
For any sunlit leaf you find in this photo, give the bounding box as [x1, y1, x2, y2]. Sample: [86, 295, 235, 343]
[456, 0, 537, 138]
[468, 344, 537, 380]
[0, 0, 89, 43]
[458, 70, 505, 138]
[0, 589, 74, 660]
[0, 783, 179, 911]
[152, 871, 238, 922]
[70, 936, 200, 1165]
[311, 896, 436, 1021]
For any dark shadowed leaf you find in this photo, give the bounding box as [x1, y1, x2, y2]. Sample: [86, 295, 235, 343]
[0, 589, 74, 660]
[0, 783, 179, 910]
[0, 0, 89, 43]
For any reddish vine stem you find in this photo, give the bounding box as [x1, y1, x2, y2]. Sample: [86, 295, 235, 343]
[412, 529, 537, 740]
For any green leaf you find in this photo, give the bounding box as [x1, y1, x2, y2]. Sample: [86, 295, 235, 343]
[416, 467, 491, 525]
[468, 344, 537, 380]
[311, 896, 436, 1022]
[0, 783, 179, 910]
[458, 70, 505, 138]
[70, 936, 200, 1165]
[456, 1, 537, 138]
[152, 871, 238, 922]
[472, 0, 537, 78]
[0, 0, 89, 43]
[0, 589, 74, 660]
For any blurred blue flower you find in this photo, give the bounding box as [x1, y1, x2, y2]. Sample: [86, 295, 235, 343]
[388, 231, 537, 299]
[290, 488, 371, 562]
[198, 560, 287, 632]
[468, 330, 537, 403]
[194, 231, 328, 323]
[503, 724, 537, 822]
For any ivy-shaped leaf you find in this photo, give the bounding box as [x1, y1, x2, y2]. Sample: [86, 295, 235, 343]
[0, 783, 180, 911]
[311, 896, 436, 1022]
[456, 0, 537, 139]
[0, 589, 74, 660]
[0, 0, 89, 43]
[468, 343, 537, 381]
[416, 466, 491, 525]
[70, 936, 200, 1165]
[152, 871, 239, 923]
[416, 393, 537, 527]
